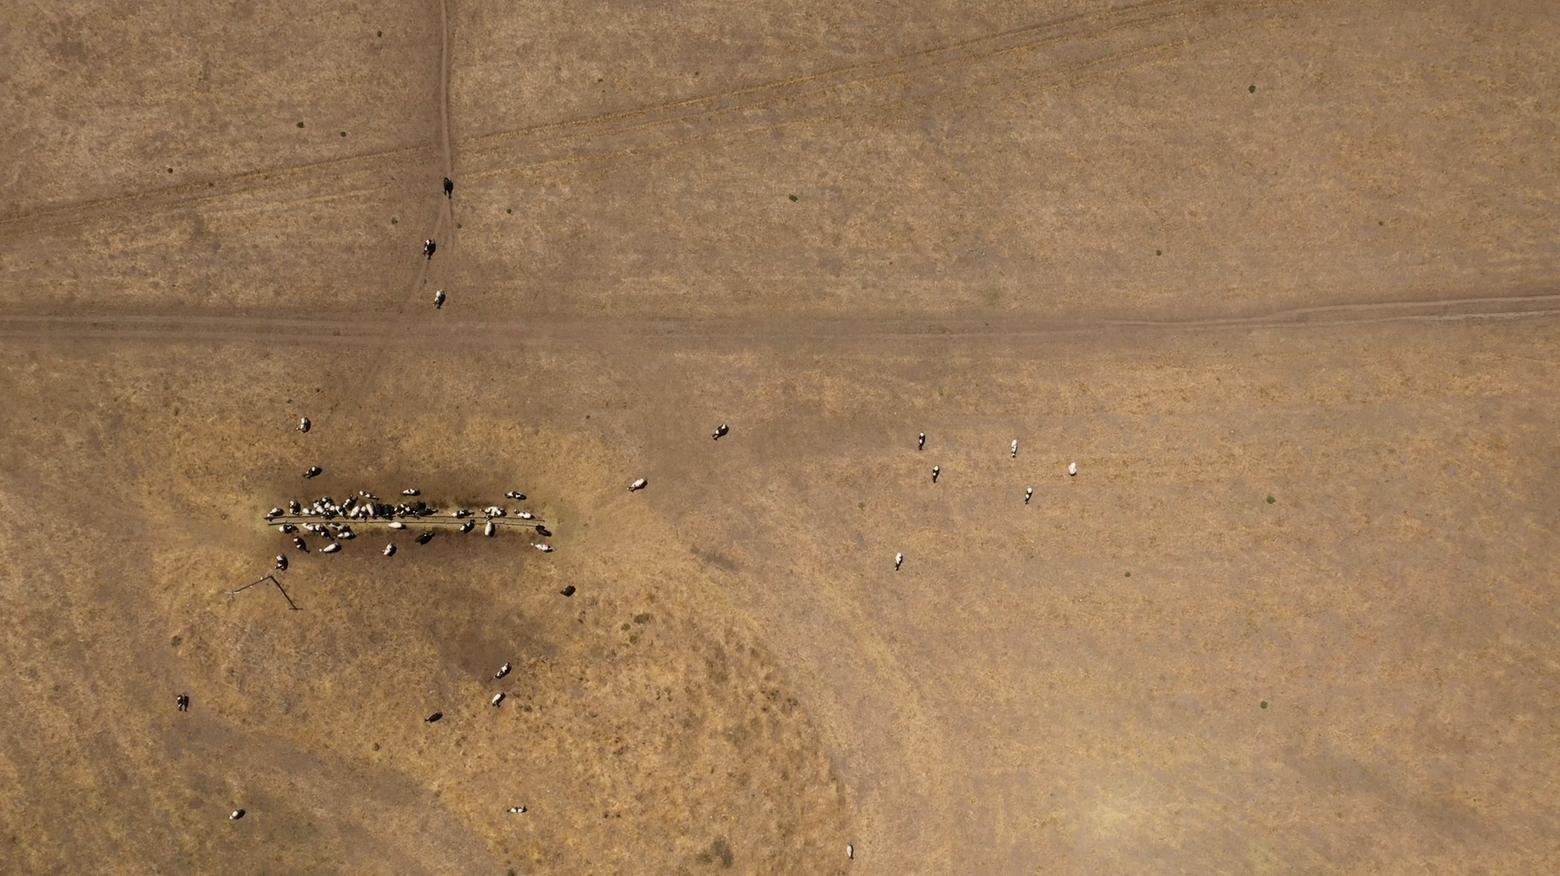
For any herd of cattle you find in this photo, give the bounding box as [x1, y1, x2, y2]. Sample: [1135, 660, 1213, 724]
[206, 219, 1086, 862]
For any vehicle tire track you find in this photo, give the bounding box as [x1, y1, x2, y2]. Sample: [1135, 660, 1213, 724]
[4, 292, 1556, 346]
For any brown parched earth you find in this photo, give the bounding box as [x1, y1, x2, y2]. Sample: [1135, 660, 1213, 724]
[1, 1, 1557, 873]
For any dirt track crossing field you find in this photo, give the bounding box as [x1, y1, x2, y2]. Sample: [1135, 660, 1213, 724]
[2, 1, 1557, 873]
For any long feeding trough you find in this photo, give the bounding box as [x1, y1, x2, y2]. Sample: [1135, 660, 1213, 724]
[263, 491, 556, 552]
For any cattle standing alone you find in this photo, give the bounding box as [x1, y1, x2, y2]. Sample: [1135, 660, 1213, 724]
[1011, 439, 1019, 458]
[229, 809, 245, 821]
[508, 806, 527, 814]
[423, 239, 436, 260]
[304, 466, 322, 479]
[918, 432, 926, 450]
[628, 478, 647, 492]
[425, 712, 442, 723]
[495, 662, 511, 679]
[1068, 461, 1078, 477]
[383, 543, 396, 557]
[176, 693, 190, 712]
[443, 177, 453, 197]
[490, 692, 505, 707]
[434, 289, 446, 310]
[321, 542, 340, 554]
[712, 423, 729, 440]
[298, 417, 310, 433]
[894, 552, 904, 571]
[1025, 486, 1034, 504]
[532, 543, 552, 552]
[931, 465, 940, 483]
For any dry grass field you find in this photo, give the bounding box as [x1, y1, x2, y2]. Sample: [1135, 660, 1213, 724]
[2, 1, 1557, 873]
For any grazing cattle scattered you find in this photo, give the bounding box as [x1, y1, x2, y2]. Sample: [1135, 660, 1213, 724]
[459, 520, 474, 533]
[712, 423, 729, 440]
[176, 693, 190, 712]
[560, 585, 576, 597]
[298, 417, 310, 433]
[495, 662, 511, 679]
[1025, 486, 1034, 504]
[383, 543, 396, 557]
[443, 177, 453, 197]
[453, 509, 472, 518]
[518, 511, 534, 520]
[505, 491, 526, 500]
[434, 289, 446, 309]
[628, 478, 647, 492]
[423, 239, 437, 259]
[402, 488, 420, 496]
[894, 552, 904, 571]
[229, 809, 245, 821]
[847, 842, 854, 860]
[535, 524, 551, 537]
[304, 466, 322, 479]
[1068, 461, 1078, 477]
[931, 465, 940, 483]
[274, 555, 288, 571]
[490, 692, 505, 707]
[1011, 439, 1019, 458]
[278, 523, 297, 534]
[289, 500, 302, 514]
[266, 507, 282, 519]
[484, 506, 506, 518]
[321, 542, 341, 554]
[483, 520, 496, 537]
[415, 531, 434, 545]
[293, 537, 307, 551]
[532, 543, 552, 552]
[425, 711, 442, 723]
[508, 806, 527, 814]
[918, 432, 926, 450]
[389, 521, 406, 530]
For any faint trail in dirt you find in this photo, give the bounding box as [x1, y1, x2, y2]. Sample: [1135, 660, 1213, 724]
[3, 292, 1556, 347]
[0, 0, 1286, 238]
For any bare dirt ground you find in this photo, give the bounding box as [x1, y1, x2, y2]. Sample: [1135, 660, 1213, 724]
[2, 1, 1557, 873]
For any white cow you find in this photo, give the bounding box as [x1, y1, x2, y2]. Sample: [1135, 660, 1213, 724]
[490, 692, 505, 707]
[484, 520, 496, 537]
[389, 521, 406, 530]
[533, 543, 553, 552]
[321, 543, 341, 554]
[433, 289, 446, 309]
[518, 511, 534, 520]
[628, 478, 647, 492]
[495, 662, 511, 679]
[1068, 461, 1078, 477]
[383, 543, 396, 557]
[1010, 439, 1019, 458]
[1025, 486, 1035, 504]
[298, 417, 310, 433]
[508, 806, 527, 814]
[894, 552, 903, 571]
